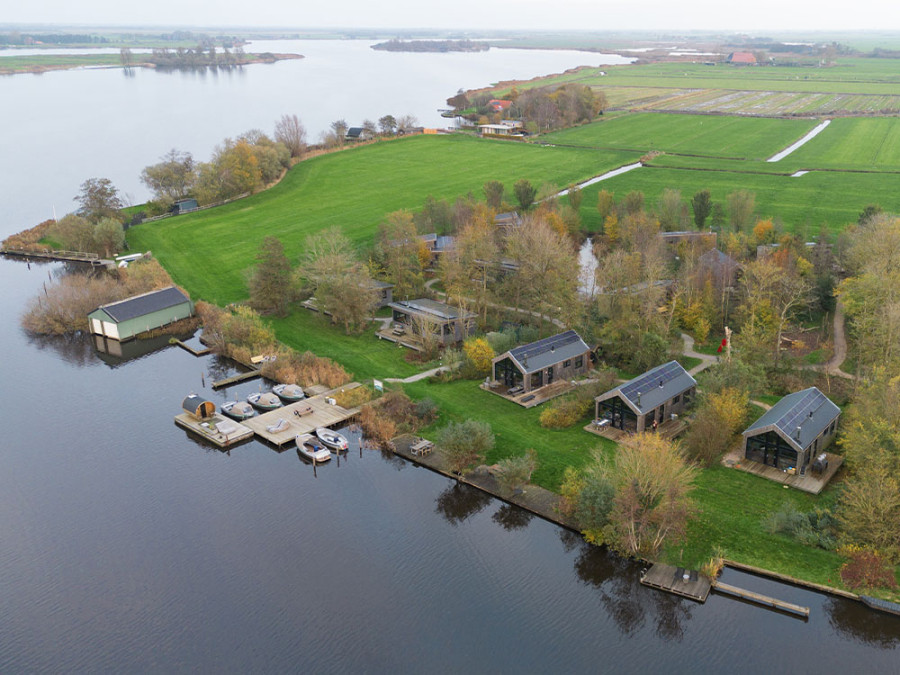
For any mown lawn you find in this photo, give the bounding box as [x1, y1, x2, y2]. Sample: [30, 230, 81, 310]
[269, 309, 428, 382]
[403, 377, 615, 490]
[127, 134, 640, 305]
[541, 113, 818, 160]
[576, 165, 900, 232]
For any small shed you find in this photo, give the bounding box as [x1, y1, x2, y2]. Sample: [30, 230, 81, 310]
[594, 361, 696, 433]
[182, 395, 216, 420]
[369, 280, 394, 308]
[492, 330, 592, 393]
[172, 198, 199, 215]
[88, 286, 193, 341]
[742, 387, 840, 474]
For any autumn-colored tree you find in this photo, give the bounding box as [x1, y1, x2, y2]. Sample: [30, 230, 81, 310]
[216, 138, 263, 198]
[376, 210, 426, 299]
[248, 236, 294, 317]
[753, 219, 775, 244]
[92, 217, 125, 258]
[463, 337, 495, 375]
[838, 465, 900, 562]
[597, 189, 615, 223]
[438, 419, 495, 475]
[683, 387, 749, 466]
[727, 190, 756, 233]
[140, 149, 197, 206]
[75, 177, 124, 223]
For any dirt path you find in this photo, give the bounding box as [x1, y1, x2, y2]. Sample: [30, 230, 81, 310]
[681, 332, 718, 376]
[804, 301, 856, 380]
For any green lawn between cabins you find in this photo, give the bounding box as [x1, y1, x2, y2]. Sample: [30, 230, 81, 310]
[127, 134, 640, 305]
[130, 129, 869, 590]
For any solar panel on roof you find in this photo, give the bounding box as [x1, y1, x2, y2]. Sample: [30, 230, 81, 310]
[620, 361, 683, 401]
[775, 389, 823, 435]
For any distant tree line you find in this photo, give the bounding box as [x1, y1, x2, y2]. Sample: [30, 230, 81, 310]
[0, 32, 109, 45]
[455, 84, 607, 133]
[145, 45, 253, 69]
[372, 39, 489, 53]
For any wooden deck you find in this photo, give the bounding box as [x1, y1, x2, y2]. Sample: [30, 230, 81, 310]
[722, 449, 843, 495]
[583, 417, 687, 442]
[375, 327, 425, 351]
[481, 379, 575, 408]
[640, 563, 710, 602]
[173, 339, 211, 356]
[174, 413, 254, 447]
[241, 386, 362, 447]
[0, 246, 114, 268]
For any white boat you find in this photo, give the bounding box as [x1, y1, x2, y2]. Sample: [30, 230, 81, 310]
[221, 400, 256, 420]
[273, 383, 305, 402]
[296, 433, 331, 463]
[315, 427, 349, 451]
[247, 391, 282, 411]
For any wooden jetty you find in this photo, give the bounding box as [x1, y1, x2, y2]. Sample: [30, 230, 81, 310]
[712, 580, 810, 618]
[212, 369, 262, 389]
[0, 247, 114, 268]
[241, 385, 362, 447]
[174, 339, 211, 356]
[174, 413, 254, 447]
[640, 563, 711, 602]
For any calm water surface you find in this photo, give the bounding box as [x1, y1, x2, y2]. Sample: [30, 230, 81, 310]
[1, 259, 899, 672]
[0, 39, 630, 236]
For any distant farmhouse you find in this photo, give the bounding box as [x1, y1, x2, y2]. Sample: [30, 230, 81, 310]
[727, 51, 757, 65]
[489, 99, 512, 112]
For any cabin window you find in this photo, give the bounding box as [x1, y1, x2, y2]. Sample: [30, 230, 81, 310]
[673, 394, 680, 404]
[564, 359, 571, 368]
[575, 356, 583, 368]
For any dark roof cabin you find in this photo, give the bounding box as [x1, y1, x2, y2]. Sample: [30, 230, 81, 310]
[697, 248, 740, 287]
[595, 361, 696, 433]
[88, 286, 193, 342]
[172, 198, 198, 215]
[743, 387, 840, 474]
[387, 298, 476, 346]
[492, 330, 591, 395]
[182, 395, 216, 420]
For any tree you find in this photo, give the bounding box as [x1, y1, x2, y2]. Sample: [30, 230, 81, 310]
[378, 114, 397, 135]
[140, 149, 196, 206]
[568, 184, 583, 212]
[248, 236, 294, 316]
[215, 139, 262, 198]
[447, 89, 470, 111]
[621, 190, 644, 216]
[838, 464, 900, 562]
[600, 434, 698, 557]
[691, 189, 712, 229]
[301, 228, 379, 333]
[483, 180, 504, 210]
[514, 179, 536, 210]
[727, 190, 756, 232]
[656, 188, 685, 232]
[75, 177, 123, 223]
[376, 210, 426, 299]
[92, 217, 125, 258]
[438, 420, 495, 475]
[597, 189, 615, 222]
[330, 119, 349, 144]
[50, 214, 95, 252]
[396, 114, 419, 131]
[463, 337, 495, 375]
[274, 114, 307, 158]
[682, 388, 749, 466]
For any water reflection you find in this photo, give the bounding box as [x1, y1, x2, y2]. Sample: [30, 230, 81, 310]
[93, 332, 187, 367]
[25, 331, 96, 367]
[573, 541, 693, 640]
[826, 597, 900, 647]
[492, 503, 534, 531]
[434, 481, 492, 525]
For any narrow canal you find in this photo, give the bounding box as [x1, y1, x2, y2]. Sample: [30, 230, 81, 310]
[1, 258, 899, 673]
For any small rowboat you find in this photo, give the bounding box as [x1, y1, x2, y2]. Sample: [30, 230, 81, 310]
[221, 400, 256, 420]
[273, 383, 305, 402]
[315, 427, 348, 451]
[247, 391, 283, 411]
[296, 433, 331, 463]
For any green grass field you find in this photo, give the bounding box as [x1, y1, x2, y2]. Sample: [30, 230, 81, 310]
[128, 135, 640, 304]
[0, 53, 122, 72]
[576, 164, 900, 232]
[778, 117, 900, 172]
[541, 113, 817, 159]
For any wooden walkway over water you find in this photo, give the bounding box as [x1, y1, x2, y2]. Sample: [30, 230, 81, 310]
[241, 385, 362, 447]
[174, 413, 254, 447]
[212, 369, 262, 389]
[0, 247, 114, 268]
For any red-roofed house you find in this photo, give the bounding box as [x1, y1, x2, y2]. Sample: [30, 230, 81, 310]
[727, 52, 757, 65]
[489, 99, 512, 112]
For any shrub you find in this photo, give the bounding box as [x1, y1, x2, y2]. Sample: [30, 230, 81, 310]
[463, 337, 495, 375]
[700, 548, 726, 581]
[260, 349, 350, 389]
[358, 404, 397, 449]
[438, 419, 494, 475]
[333, 386, 374, 408]
[763, 503, 837, 550]
[839, 548, 898, 591]
[495, 450, 537, 496]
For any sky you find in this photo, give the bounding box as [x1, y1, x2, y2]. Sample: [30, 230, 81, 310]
[3, 0, 897, 33]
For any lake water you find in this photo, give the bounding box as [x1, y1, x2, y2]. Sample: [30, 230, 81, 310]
[2, 258, 900, 671]
[0, 39, 631, 237]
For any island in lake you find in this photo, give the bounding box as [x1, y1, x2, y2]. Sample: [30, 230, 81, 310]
[371, 39, 489, 53]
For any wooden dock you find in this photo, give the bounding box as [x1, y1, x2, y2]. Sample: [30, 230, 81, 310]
[640, 563, 711, 602]
[212, 369, 262, 389]
[0, 247, 114, 268]
[174, 339, 211, 356]
[712, 580, 810, 618]
[240, 387, 362, 447]
[174, 413, 254, 447]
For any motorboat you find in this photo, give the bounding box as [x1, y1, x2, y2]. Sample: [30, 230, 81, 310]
[247, 391, 283, 411]
[296, 433, 331, 463]
[315, 426, 349, 451]
[273, 383, 305, 402]
[220, 400, 256, 421]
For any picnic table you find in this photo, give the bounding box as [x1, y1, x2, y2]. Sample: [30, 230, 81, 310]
[410, 439, 434, 456]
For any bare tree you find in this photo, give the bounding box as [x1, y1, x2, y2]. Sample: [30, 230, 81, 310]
[274, 114, 307, 158]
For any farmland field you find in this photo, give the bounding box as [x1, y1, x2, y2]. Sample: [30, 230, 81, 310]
[127, 134, 640, 304]
[540, 113, 817, 159]
[776, 117, 900, 171]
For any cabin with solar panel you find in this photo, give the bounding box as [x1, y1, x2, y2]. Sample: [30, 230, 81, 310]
[742, 387, 840, 476]
[593, 361, 696, 434]
[487, 330, 592, 406]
